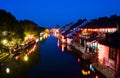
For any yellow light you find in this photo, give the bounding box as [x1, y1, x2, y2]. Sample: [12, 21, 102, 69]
[43, 33, 48, 38]
[24, 55, 28, 61]
[82, 69, 88, 75]
[25, 36, 28, 41]
[45, 29, 49, 33]
[36, 38, 39, 42]
[28, 35, 34, 39]
[25, 35, 35, 41]
[6, 68, 10, 74]
[2, 39, 7, 44]
[40, 37, 43, 41]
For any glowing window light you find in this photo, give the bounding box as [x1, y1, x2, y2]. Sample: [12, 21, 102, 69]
[105, 28, 108, 32]
[108, 28, 111, 33]
[43, 33, 48, 38]
[98, 44, 104, 64]
[93, 29, 98, 32]
[88, 28, 91, 31]
[98, 43, 109, 65]
[6, 68, 10, 74]
[45, 29, 49, 33]
[113, 28, 117, 32]
[56, 29, 59, 33]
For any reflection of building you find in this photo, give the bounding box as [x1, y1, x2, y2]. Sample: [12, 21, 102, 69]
[57, 39, 72, 52]
[67, 45, 72, 51]
[57, 39, 66, 52]
[61, 43, 65, 52]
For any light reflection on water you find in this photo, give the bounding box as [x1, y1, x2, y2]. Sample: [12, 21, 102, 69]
[0, 43, 40, 78]
[0, 35, 106, 78]
[57, 37, 106, 78]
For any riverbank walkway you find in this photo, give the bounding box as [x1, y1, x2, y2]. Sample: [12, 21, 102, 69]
[92, 63, 116, 78]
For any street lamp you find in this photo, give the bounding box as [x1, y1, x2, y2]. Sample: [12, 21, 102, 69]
[24, 55, 29, 61]
[6, 67, 10, 74]
[2, 39, 12, 54]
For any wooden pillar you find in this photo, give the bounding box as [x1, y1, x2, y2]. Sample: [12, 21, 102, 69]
[115, 49, 120, 78]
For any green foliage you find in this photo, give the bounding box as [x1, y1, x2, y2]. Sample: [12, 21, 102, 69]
[0, 9, 45, 53]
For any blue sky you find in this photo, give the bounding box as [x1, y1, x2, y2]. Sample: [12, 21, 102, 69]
[0, 0, 120, 27]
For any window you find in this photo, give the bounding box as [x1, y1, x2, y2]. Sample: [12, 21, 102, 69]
[109, 48, 117, 60]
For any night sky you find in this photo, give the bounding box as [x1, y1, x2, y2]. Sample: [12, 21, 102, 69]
[0, 0, 120, 27]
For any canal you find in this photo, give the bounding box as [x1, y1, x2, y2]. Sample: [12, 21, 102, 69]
[28, 35, 81, 78]
[0, 35, 106, 78]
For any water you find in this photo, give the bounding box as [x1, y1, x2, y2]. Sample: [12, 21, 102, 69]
[28, 35, 82, 78]
[0, 35, 105, 78]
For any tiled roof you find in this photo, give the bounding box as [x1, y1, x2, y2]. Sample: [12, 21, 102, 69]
[99, 31, 120, 49]
[80, 15, 120, 29]
[62, 19, 86, 35]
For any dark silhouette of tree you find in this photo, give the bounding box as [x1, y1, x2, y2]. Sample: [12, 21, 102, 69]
[0, 9, 45, 53]
[0, 9, 17, 31]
